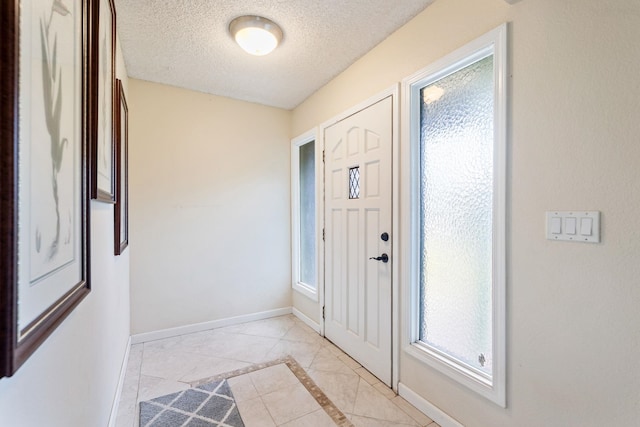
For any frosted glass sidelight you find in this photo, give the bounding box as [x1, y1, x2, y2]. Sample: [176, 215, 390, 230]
[299, 141, 316, 287]
[419, 55, 494, 376]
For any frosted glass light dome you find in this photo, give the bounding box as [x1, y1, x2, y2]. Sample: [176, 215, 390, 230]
[229, 16, 283, 56]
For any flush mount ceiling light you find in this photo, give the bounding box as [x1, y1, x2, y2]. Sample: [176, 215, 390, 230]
[229, 15, 283, 56]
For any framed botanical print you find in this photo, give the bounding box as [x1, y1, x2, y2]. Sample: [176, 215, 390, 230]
[91, 0, 116, 202]
[0, 0, 92, 377]
[114, 79, 129, 255]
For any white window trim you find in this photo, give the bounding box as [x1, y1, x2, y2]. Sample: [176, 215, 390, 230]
[400, 23, 507, 407]
[291, 128, 320, 302]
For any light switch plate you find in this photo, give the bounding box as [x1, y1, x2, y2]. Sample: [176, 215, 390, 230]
[546, 211, 600, 243]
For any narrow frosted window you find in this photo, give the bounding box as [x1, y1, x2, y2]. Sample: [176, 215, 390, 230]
[299, 141, 316, 286]
[419, 55, 494, 377]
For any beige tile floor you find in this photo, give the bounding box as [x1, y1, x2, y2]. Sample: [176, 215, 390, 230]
[115, 315, 440, 427]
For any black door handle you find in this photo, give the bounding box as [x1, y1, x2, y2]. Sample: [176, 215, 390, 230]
[369, 253, 389, 263]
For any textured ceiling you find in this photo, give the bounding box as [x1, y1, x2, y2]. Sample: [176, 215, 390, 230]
[114, 0, 434, 110]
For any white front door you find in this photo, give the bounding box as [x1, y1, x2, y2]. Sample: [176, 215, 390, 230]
[324, 96, 393, 386]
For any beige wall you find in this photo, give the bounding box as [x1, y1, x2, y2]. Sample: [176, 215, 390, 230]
[129, 80, 293, 334]
[0, 39, 131, 426]
[292, 0, 640, 425]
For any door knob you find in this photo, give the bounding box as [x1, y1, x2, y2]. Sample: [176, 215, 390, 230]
[369, 253, 389, 263]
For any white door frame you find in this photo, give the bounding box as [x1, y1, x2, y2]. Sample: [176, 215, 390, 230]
[318, 84, 400, 391]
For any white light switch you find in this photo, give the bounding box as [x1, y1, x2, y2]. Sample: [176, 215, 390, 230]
[580, 218, 593, 236]
[546, 211, 600, 243]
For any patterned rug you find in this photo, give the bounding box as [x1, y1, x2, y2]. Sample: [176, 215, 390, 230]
[139, 379, 244, 427]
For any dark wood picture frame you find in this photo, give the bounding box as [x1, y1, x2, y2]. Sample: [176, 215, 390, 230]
[114, 79, 129, 255]
[0, 0, 93, 377]
[90, 0, 116, 203]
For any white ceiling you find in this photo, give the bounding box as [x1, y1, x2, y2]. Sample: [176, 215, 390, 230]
[114, 0, 434, 110]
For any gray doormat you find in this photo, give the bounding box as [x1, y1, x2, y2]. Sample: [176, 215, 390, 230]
[139, 379, 244, 427]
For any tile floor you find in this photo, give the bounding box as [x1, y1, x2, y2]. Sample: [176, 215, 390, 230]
[115, 315, 440, 427]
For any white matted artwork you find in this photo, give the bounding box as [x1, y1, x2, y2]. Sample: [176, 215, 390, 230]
[92, 0, 115, 202]
[114, 79, 129, 255]
[18, 0, 85, 334]
[0, 0, 91, 378]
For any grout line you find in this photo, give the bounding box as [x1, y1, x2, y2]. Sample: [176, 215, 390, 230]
[351, 377, 363, 416]
[257, 394, 279, 426]
[350, 414, 417, 427]
[133, 346, 144, 427]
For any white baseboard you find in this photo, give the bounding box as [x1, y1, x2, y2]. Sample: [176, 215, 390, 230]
[131, 307, 293, 344]
[292, 307, 321, 333]
[107, 336, 132, 427]
[398, 383, 464, 427]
